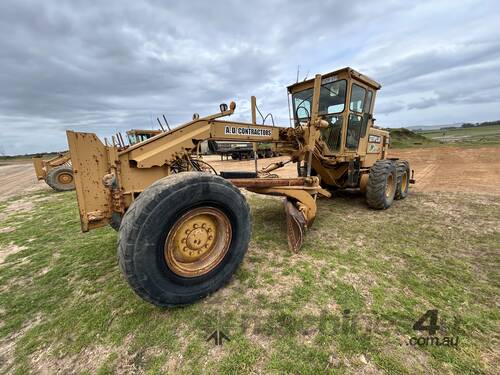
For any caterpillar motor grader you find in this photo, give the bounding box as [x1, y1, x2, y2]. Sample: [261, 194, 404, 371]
[66, 67, 413, 307]
[33, 129, 162, 191]
[33, 152, 75, 191]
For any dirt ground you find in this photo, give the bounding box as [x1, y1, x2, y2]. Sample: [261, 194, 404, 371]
[0, 146, 498, 201]
[208, 146, 500, 195]
[0, 163, 50, 201]
[391, 147, 500, 195]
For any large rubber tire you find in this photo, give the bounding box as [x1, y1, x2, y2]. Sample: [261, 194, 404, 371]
[366, 160, 397, 209]
[395, 160, 410, 200]
[45, 166, 75, 192]
[118, 172, 251, 307]
[109, 212, 122, 231]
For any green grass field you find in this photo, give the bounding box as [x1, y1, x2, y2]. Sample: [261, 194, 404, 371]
[388, 125, 500, 149]
[0, 190, 499, 374]
[388, 129, 439, 149]
[417, 125, 500, 146]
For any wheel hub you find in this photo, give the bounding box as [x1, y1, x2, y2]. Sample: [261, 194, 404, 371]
[182, 222, 215, 257]
[165, 207, 231, 277]
[58, 172, 73, 185]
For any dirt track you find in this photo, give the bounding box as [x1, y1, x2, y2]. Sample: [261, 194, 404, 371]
[391, 147, 500, 195]
[0, 163, 49, 201]
[0, 146, 498, 201]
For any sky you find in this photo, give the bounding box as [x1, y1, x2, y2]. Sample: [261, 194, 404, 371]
[0, 0, 499, 155]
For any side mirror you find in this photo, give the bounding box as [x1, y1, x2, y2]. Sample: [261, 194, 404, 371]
[219, 103, 228, 112]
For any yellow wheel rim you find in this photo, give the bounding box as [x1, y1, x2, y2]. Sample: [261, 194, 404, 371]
[385, 174, 395, 199]
[401, 171, 408, 190]
[57, 172, 73, 185]
[164, 207, 232, 278]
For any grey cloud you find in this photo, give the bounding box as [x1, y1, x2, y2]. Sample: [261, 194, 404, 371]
[0, 0, 499, 154]
[377, 101, 407, 114]
[407, 97, 437, 110]
[374, 41, 500, 86]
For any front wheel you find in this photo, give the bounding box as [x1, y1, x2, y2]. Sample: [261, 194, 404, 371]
[118, 172, 251, 307]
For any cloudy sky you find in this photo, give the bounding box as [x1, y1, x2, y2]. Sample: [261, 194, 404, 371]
[0, 0, 499, 155]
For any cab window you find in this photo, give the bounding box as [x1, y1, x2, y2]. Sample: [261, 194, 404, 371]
[364, 90, 373, 113]
[346, 114, 363, 150]
[293, 90, 312, 120]
[292, 79, 347, 123]
[318, 80, 347, 115]
[128, 134, 137, 145]
[349, 84, 366, 113]
[320, 115, 343, 152]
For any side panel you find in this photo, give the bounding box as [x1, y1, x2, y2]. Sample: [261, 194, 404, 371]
[362, 128, 389, 167]
[66, 131, 112, 231]
[119, 159, 170, 194]
[32, 158, 46, 180]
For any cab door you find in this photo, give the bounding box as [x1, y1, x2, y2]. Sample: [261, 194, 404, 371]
[345, 84, 373, 152]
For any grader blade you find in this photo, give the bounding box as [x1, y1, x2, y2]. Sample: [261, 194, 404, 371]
[284, 198, 307, 253]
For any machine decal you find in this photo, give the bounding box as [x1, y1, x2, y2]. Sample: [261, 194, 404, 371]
[368, 135, 381, 143]
[224, 126, 272, 137]
[367, 143, 381, 153]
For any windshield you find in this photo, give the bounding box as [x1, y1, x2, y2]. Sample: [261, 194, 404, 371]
[292, 79, 347, 123]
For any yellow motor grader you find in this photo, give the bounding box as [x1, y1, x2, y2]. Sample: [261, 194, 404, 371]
[32, 152, 74, 192]
[33, 129, 162, 191]
[66, 67, 413, 306]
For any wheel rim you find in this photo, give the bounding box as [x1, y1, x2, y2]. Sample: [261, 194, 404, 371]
[57, 172, 73, 185]
[401, 171, 408, 191]
[385, 174, 395, 199]
[164, 207, 232, 278]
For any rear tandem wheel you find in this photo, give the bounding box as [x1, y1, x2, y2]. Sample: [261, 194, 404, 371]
[395, 160, 410, 200]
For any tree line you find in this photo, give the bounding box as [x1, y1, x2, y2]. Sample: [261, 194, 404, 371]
[461, 120, 500, 128]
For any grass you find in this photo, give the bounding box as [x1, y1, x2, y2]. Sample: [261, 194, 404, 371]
[388, 125, 500, 148]
[0, 189, 499, 374]
[417, 124, 500, 146]
[388, 128, 439, 149]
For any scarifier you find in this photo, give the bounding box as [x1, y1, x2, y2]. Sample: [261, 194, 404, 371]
[66, 67, 414, 306]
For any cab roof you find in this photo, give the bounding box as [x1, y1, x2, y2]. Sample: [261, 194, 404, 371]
[287, 67, 381, 94]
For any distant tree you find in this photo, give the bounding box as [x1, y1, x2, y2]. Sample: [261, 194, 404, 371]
[476, 120, 500, 127]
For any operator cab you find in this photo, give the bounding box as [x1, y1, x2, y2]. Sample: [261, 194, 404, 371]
[126, 129, 162, 145]
[287, 67, 381, 155]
